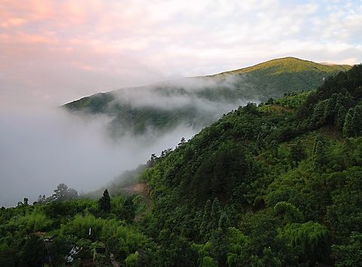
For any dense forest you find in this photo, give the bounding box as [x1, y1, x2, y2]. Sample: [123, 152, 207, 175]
[1, 65, 362, 266]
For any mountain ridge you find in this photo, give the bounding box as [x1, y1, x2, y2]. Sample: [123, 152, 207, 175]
[64, 57, 353, 137]
[206, 57, 351, 77]
[66, 57, 351, 101]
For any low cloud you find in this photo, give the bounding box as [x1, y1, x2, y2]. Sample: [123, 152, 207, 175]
[110, 75, 247, 109]
[0, 106, 196, 207]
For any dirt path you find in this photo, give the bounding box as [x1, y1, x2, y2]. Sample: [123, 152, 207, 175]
[121, 183, 152, 207]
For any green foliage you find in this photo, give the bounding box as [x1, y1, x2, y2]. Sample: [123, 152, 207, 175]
[121, 196, 136, 223]
[98, 189, 111, 212]
[19, 235, 46, 267]
[2, 64, 362, 266]
[274, 201, 304, 223]
[125, 251, 140, 267]
[333, 232, 362, 267]
[50, 183, 78, 201]
[313, 135, 328, 170]
[138, 65, 362, 265]
[8, 210, 53, 232]
[278, 222, 329, 264]
[289, 140, 306, 166]
[201, 256, 218, 267]
[343, 108, 355, 137]
[343, 105, 362, 137]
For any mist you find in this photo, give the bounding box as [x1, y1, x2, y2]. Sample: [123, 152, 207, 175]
[110, 75, 248, 109]
[99, 75, 256, 137]
[0, 65, 261, 208]
[0, 106, 196, 207]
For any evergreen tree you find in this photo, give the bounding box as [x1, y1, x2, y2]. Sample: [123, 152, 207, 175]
[209, 198, 221, 230]
[98, 189, 111, 212]
[310, 101, 326, 128]
[51, 184, 78, 201]
[351, 105, 362, 136]
[290, 140, 305, 166]
[343, 108, 354, 137]
[210, 229, 227, 264]
[19, 235, 46, 266]
[335, 104, 347, 130]
[323, 96, 336, 124]
[313, 136, 327, 170]
[218, 212, 230, 230]
[121, 196, 135, 222]
[211, 198, 221, 218]
[200, 199, 212, 239]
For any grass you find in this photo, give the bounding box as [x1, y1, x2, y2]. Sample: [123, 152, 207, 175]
[211, 57, 351, 76]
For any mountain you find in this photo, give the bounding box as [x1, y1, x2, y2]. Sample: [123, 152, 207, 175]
[64, 57, 351, 136]
[137, 64, 362, 265]
[212, 57, 350, 75]
[1, 64, 361, 266]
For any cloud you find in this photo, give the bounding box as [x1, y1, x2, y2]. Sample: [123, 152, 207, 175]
[0, 106, 197, 206]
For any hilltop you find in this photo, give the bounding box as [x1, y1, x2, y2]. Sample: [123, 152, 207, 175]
[212, 57, 350, 76]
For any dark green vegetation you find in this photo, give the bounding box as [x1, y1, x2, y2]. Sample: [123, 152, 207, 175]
[64, 57, 350, 136]
[1, 64, 361, 266]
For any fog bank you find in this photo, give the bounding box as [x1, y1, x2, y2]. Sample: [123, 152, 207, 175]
[0, 107, 196, 207]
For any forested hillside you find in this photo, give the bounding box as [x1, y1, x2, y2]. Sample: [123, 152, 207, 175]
[1, 65, 361, 266]
[64, 57, 350, 136]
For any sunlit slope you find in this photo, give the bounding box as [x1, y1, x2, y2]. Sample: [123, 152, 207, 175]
[212, 57, 350, 76]
[207, 57, 351, 99]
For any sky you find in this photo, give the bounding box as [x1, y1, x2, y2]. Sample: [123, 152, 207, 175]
[1, 0, 362, 107]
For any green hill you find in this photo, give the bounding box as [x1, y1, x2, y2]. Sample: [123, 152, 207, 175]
[64, 57, 351, 136]
[212, 57, 350, 75]
[1, 64, 361, 266]
[138, 64, 362, 266]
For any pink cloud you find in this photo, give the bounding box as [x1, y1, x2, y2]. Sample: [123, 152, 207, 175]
[0, 0, 361, 108]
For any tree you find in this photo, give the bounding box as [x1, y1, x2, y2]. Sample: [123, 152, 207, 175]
[209, 198, 221, 231]
[178, 137, 186, 146]
[121, 196, 136, 222]
[313, 136, 328, 170]
[351, 105, 362, 136]
[278, 222, 329, 265]
[19, 235, 46, 267]
[333, 232, 362, 266]
[289, 140, 305, 166]
[274, 201, 303, 224]
[37, 194, 46, 203]
[200, 200, 212, 239]
[335, 104, 347, 130]
[201, 256, 218, 267]
[218, 212, 230, 230]
[98, 189, 111, 212]
[125, 251, 140, 267]
[52, 183, 78, 201]
[147, 154, 157, 167]
[310, 101, 326, 127]
[343, 108, 354, 137]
